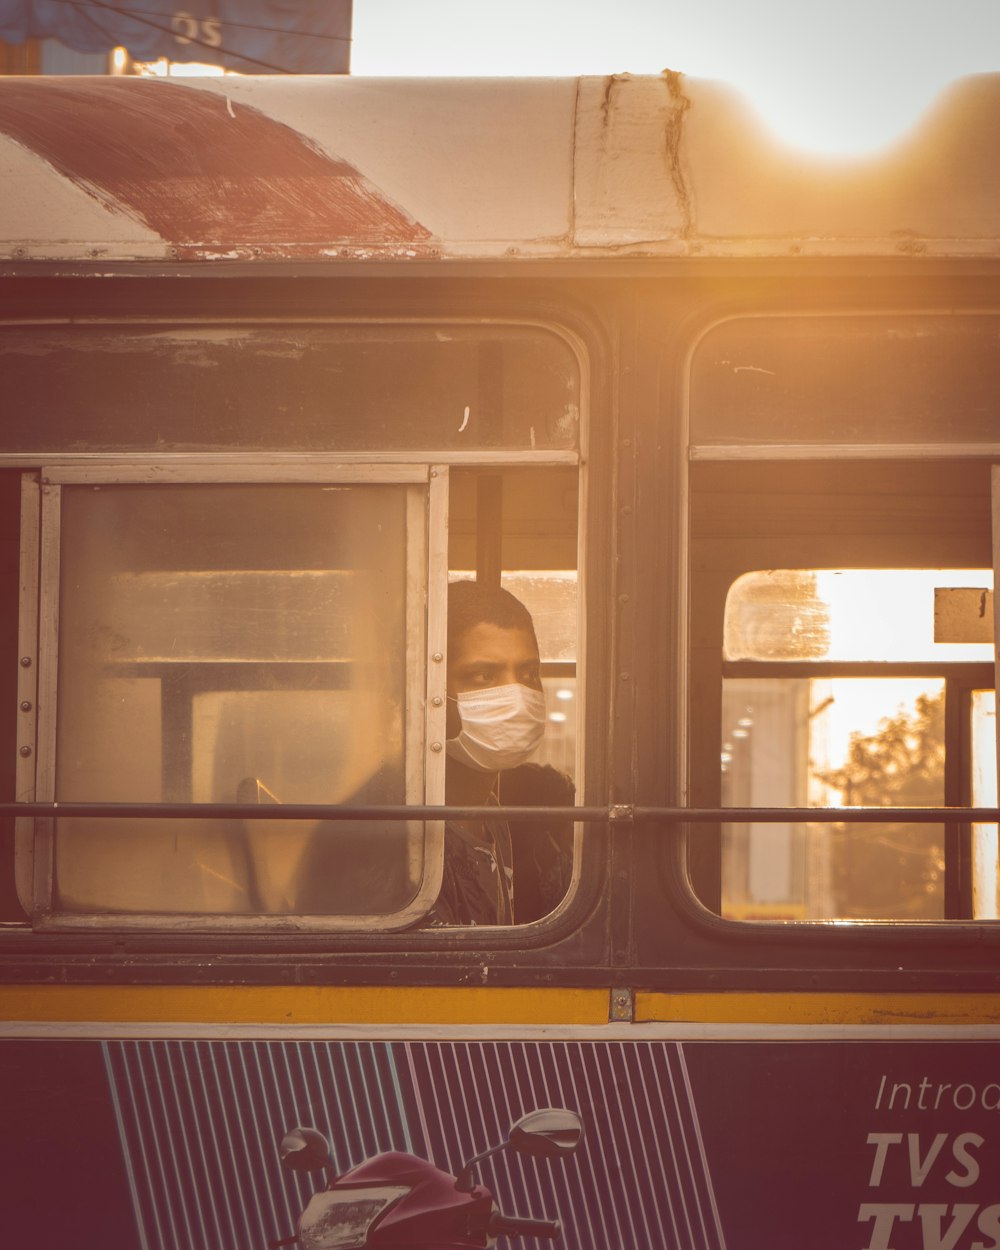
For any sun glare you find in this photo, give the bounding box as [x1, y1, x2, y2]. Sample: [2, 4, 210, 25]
[351, 0, 1000, 156]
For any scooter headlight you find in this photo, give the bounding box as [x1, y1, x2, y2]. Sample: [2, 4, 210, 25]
[299, 1185, 409, 1250]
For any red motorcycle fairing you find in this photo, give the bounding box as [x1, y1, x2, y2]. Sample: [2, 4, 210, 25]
[302, 1151, 495, 1249]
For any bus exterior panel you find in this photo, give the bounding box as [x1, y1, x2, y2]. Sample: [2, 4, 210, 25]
[2, 74, 1000, 1250]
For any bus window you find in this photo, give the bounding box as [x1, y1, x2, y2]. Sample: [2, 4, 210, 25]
[718, 569, 995, 921]
[21, 477, 437, 926]
[0, 323, 579, 454]
[444, 467, 580, 925]
[690, 314, 1000, 449]
[9, 327, 583, 932]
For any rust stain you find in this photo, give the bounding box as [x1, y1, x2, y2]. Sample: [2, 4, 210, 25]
[0, 78, 435, 257]
[661, 68, 694, 238]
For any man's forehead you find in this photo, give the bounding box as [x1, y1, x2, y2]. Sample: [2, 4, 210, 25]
[449, 621, 540, 665]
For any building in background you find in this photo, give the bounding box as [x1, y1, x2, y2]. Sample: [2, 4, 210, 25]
[0, 0, 351, 75]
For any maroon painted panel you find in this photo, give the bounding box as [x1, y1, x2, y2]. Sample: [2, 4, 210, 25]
[0, 78, 434, 257]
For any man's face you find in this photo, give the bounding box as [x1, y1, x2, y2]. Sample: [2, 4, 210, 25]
[446, 622, 542, 737]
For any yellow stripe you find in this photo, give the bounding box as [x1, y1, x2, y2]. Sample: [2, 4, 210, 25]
[7, 987, 998, 1029]
[636, 991, 1000, 1026]
[0, 985, 608, 1026]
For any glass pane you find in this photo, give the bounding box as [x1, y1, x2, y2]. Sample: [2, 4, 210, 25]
[450, 570, 578, 779]
[500, 571, 577, 783]
[500, 571, 578, 665]
[971, 689, 999, 920]
[725, 569, 993, 662]
[691, 314, 1000, 446]
[722, 677, 945, 920]
[0, 323, 579, 453]
[52, 484, 418, 918]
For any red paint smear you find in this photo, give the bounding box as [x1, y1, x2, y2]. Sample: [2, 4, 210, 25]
[0, 78, 434, 255]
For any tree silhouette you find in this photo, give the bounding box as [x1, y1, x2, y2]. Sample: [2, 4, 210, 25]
[817, 690, 945, 919]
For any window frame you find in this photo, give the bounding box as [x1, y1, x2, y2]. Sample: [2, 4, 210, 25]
[18, 461, 450, 932]
[681, 305, 1000, 935]
[4, 307, 591, 939]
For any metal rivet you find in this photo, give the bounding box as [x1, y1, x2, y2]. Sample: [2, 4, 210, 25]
[19, 701, 32, 712]
[431, 652, 443, 663]
[430, 741, 443, 753]
[19, 745, 31, 757]
[431, 696, 443, 707]
[19, 656, 31, 668]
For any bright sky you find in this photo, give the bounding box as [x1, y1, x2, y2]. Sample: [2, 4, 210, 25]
[351, 0, 1000, 154]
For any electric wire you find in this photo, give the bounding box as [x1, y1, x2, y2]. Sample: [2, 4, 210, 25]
[51, 0, 351, 74]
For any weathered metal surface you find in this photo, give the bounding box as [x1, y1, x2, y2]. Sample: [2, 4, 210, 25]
[0, 77, 433, 260]
[0, 71, 998, 261]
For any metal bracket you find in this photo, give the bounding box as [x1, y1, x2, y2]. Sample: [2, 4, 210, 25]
[608, 804, 634, 824]
[609, 986, 634, 1022]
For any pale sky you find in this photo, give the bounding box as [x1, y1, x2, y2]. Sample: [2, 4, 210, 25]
[351, 0, 1000, 154]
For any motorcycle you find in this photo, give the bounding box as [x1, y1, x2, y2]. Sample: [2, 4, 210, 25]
[269, 1106, 583, 1249]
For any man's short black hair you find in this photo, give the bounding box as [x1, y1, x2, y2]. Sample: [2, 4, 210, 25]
[447, 579, 538, 654]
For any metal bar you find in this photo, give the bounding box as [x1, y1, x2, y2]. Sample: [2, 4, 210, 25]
[690, 443, 1000, 462]
[4, 803, 1000, 824]
[634, 807, 1000, 824]
[42, 463, 431, 485]
[2, 802, 609, 822]
[722, 661, 995, 680]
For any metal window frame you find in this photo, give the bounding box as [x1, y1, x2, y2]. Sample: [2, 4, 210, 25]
[19, 462, 453, 933]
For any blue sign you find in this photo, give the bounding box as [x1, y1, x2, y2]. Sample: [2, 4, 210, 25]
[0, 1, 351, 73]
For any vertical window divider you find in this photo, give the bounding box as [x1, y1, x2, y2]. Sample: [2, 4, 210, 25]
[425, 466, 449, 808]
[15, 473, 41, 917]
[27, 474, 60, 918]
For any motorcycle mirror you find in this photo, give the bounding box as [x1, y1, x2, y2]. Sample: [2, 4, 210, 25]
[455, 1107, 582, 1192]
[279, 1126, 333, 1172]
[508, 1108, 583, 1159]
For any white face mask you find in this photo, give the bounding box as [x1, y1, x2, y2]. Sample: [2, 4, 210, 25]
[446, 682, 546, 773]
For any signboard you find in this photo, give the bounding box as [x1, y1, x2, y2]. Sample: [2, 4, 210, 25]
[0, 1, 352, 73]
[5, 1033, 1000, 1249]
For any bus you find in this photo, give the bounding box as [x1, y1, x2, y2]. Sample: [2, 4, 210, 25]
[2, 70, 1000, 1250]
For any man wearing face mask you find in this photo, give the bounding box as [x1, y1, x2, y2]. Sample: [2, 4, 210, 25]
[426, 579, 550, 926]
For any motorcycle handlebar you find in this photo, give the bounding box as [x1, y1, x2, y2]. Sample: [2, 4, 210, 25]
[488, 1212, 561, 1239]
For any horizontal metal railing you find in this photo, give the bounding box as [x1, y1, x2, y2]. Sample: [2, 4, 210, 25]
[1, 802, 998, 824]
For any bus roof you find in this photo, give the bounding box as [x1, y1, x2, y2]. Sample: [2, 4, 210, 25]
[0, 72, 998, 264]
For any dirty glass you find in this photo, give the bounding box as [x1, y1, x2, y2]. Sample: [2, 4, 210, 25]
[50, 484, 419, 919]
[725, 569, 994, 663]
[690, 314, 1000, 446]
[501, 571, 578, 780]
[0, 323, 579, 453]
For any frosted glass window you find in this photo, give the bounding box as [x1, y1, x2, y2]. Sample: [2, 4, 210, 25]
[725, 569, 993, 663]
[49, 483, 421, 920]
